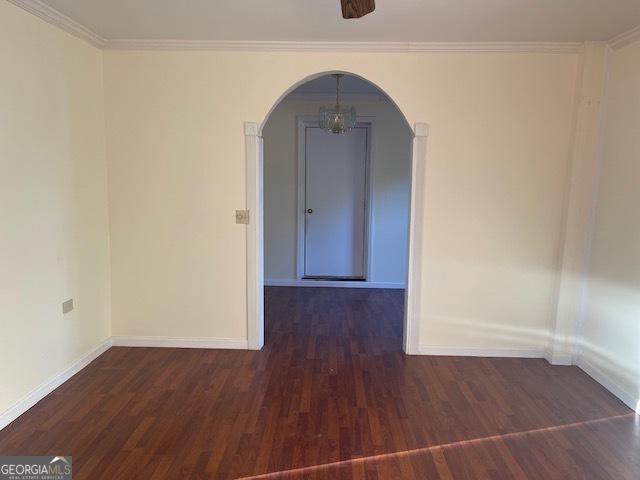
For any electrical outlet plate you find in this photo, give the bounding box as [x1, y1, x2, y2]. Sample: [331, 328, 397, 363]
[235, 210, 250, 225]
[62, 299, 74, 314]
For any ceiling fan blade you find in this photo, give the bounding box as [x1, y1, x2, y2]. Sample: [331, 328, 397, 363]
[341, 0, 376, 19]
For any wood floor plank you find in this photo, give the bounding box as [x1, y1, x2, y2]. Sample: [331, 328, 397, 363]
[1, 287, 638, 479]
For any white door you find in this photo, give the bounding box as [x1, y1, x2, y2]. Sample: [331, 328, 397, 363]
[303, 125, 369, 279]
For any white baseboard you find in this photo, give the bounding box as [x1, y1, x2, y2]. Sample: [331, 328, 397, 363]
[3, 336, 635, 435]
[417, 345, 546, 359]
[111, 336, 249, 350]
[419, 345, 638, 414]
[576, 355, 639, 413]
[0, 338, 113, 431]
[544, 350, 574, 366]
[0, 335, 248, 431]
[265, 279, 405, 289]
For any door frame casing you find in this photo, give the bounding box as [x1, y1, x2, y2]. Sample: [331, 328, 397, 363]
[245, 120, 429, 354]
[295, 116, 375, 281]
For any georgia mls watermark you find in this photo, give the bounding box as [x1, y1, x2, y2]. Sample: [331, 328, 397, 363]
[0, 457, 72, 480]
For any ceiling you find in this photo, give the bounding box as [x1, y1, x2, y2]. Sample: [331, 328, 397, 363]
[38, 0, 640, 43]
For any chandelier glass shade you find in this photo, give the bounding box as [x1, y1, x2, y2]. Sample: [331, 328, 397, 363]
[318, 74, 357, 134]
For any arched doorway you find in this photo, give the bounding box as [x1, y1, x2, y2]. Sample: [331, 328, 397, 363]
[244, 71, 429, 354]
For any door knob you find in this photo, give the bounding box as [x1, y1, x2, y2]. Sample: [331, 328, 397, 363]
[306, 208, 313, 214]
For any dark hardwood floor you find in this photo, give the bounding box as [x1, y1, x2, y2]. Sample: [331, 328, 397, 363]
[1, 287, 638, 479]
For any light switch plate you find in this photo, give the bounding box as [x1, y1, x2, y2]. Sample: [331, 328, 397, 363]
[62, 299, 74, 314]
[235, 210, 250, 225]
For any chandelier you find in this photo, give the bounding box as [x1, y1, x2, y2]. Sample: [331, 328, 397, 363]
[318, 74, 356, 134]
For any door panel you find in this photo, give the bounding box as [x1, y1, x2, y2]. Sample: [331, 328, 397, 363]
[304, 126, 368, 278]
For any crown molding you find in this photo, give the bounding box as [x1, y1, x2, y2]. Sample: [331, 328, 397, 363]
[7, 0, 584, 54]
[8, 0, 106, 48]
[609, 24, 640, 50]
[104, 39, 582, 54]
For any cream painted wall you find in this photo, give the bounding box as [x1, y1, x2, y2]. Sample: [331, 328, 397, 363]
[0, 2, 110, 414]
[581, 40, 640, 408]
[104, 49, 579, 350]
[1, 0, 635, 424]
[262, 98, 412, 285]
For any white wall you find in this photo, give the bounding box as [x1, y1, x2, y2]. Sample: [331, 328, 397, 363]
[103, 50, 579, 351]
[262, 97, 412, 286]
[580, 40, 640, 410]
[0, 3, 110, 417]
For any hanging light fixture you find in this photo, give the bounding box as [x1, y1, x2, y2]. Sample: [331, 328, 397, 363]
[319, 74, 357, 134]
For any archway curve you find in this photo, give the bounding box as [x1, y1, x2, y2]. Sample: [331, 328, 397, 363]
[247, 71, 429, 355]
[258, 70, 414, 137]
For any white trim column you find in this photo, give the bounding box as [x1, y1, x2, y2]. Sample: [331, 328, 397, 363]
[404, 123, 429, 355]
[549, 43, 609, 365]
[245, 122, 264, 350]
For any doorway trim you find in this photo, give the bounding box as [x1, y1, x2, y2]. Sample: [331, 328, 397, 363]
[244, 72, 429, 355]
[295, 116, 375, 282]
[245, 120, 428, 354]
